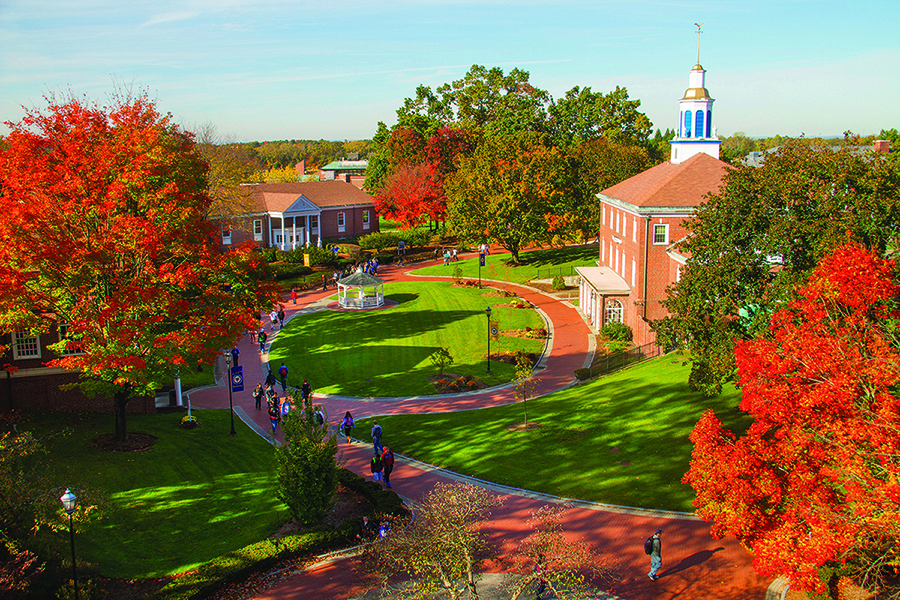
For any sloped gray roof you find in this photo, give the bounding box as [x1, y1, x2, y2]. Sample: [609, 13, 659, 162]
[340, 272, 384, 287]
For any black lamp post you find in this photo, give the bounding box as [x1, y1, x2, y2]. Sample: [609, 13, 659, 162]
[485, 306, 492, 375]
[224, 352, 237, 437]
[60, 488, 79, 600]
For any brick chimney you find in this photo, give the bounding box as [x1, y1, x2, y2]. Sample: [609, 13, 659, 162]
[874, 140, 891, 154]
[295, 159, 306, 174]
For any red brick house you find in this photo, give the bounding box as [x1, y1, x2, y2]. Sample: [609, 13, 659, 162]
[217, 180, 379, 250]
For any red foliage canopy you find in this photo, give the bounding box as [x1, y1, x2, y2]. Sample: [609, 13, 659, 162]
[683, 243, 900, 595]
[0, 94, 273, 403]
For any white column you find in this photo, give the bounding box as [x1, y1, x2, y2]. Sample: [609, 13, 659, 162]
[281, 216, 286, 250]
[305, 215, 311, 246]
[175, 378, 183, 406]
[292, 218, 297, 250]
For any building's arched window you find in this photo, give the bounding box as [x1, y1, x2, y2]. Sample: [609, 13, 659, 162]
[604, 299, 623, 325]
[683, 111, 692, 137]
[695, 110, 705, 139]
[706, 110, 712, 137]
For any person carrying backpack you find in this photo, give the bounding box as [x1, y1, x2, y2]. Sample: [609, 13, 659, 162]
[278, 363, 289, 391]
[371, 421, 383, 456]
[370, 453, 383, 482]
[340, 411, 354, 444]
[381, 446, 394, 489]
[300, 379, 312, 405]
[646, 528, 663, 580]
[258, 329, 268, 353]
[252, 383, 264, 410]
[268, 394, 281, 436]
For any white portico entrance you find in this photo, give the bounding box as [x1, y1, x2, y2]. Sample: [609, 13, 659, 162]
[337, 272, 385, 309]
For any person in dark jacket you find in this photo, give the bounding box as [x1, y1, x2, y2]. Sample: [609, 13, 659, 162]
[300, 379, 312, 405]
[252, 383, 264, 410]
[371, 421, 383, 455]
[381, 446, 395, 488]
[648, 528, 663, 580]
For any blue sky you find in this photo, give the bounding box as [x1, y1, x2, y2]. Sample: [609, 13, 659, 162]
[2, 0, 898, 142]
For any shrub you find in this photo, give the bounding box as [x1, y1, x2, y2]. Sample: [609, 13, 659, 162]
[179, 415, 199, 429]
[605, 340, 628, 354]
[551, 275, 566, 290]
[516, 303, 524, 309]
[271, 263, 312, 281]
[525, 326, 532, 332]
[358, 231, 399, 252]
[451, 265, 463, 283]
[574, 368, 592, 381]
[448, 382, 459, 391]
[600, 322, 633, 342]
[466, 380, 478, 389]
[276, 405, 339, 525]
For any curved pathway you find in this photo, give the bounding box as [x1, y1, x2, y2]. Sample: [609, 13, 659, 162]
[189, 253, 770, 600]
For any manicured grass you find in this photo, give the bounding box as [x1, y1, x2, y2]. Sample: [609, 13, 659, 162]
[412, 245, 599, 284]
[15, 410, 284, 579]
[355, 354, 751, 512]
[267, 282, 545, 396]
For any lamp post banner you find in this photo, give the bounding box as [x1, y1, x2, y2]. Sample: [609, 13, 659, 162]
[479, 253, 485, 267]
[231, 366, 244, 393]
[490, 320, 499, 341]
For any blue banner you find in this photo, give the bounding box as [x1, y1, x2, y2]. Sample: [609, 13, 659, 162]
[479, 253, 486, 267]
[231, 365, 244, 393]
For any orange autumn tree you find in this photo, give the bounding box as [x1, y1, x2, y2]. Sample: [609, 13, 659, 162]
[683, 242, 900, 597]
[0, 93, 275, 441]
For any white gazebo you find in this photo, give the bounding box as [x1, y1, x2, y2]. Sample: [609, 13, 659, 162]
[337, 272, 385, 309]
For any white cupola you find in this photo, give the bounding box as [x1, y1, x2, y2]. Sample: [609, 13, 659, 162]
[670, 26, 721, 164]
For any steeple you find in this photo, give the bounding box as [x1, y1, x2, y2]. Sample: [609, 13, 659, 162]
[670, 24, 721, 164]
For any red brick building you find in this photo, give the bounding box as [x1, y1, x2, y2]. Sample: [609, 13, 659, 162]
[577, 56, 729, 348]
[217, 180, 379, 250]
[0, 327, 155, 414]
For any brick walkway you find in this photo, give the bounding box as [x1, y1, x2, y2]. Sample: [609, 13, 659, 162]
[189, 253, 770, 600]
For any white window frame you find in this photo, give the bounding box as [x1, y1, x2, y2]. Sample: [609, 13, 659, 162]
[362, 210, 370, 230]
[222, 226, 232, 245]
[604, 299, 624, 325]
[310, 215, 319, 231]
[253, 219, 263, 242]
[337, 212, 346, 233]
[12, 331, 40, 360]
[632, 217, 637, 243]
[653, 223, 669, 245]
[58, 324, 84, 356]
[615, 211, 620, 234]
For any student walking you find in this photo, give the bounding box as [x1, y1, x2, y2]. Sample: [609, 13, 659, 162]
[340, 411, 355, 443]
[300, 379, 312, 405]
[647, 528, 663, 580]
[252, 384, 264, 410]
[278, 363, 289, 391]
[230, 347, 240, 367]
[381, 446, 395, 488]
[258, 330, 268, 353]
[290, 287, 297, 305]
[268, 394, 281, 436]
[371, 421, 383, 456]
[277, 306, 285, 329]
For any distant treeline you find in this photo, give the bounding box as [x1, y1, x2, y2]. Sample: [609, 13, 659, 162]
[240, 139, 374, 171]
[720, 128, 898, 164]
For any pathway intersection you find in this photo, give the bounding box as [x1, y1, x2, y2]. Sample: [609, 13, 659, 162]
[189, 254, 770, 600]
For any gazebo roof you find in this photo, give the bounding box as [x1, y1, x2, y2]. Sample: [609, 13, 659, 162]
[340, 272, 385, 287]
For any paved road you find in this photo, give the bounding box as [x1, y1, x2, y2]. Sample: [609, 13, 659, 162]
[189, 254, 770, 600]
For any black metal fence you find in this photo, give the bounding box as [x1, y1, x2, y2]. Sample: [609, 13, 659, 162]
[534, 264, 592, 280]
[580, 341, 663, 380]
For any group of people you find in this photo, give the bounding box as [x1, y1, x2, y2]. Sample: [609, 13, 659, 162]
[339, 412, 396, 489]
[252, 372, 313, 436]
[435, 247, 459, 265]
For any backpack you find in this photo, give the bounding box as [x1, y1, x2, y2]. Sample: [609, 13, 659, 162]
[644, 536, 655, 555]
[279, 366, 288, 377]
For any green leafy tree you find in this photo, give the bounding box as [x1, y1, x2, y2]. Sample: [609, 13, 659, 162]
[429, 347, 454, 376]
[547, 85, 652, 147]
[719, 131, 757, 164]
[513, 354, 539, 427]
[655, 140, 900, 395]
[275, 403, 340, 525]
[363, 482, 502, 600]
[446, 132, 573, 263]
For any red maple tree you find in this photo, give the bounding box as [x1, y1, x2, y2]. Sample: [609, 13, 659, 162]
[683, 242, 900, 596]
[0, 94, 274, 440]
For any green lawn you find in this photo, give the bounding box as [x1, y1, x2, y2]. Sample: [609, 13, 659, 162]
[267, 282, 545, 396]
[355, 354, 751, 512]
[16, 410, 284, 579]
[412, 245, 599, 284]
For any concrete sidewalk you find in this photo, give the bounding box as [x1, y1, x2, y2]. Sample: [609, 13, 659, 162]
[190, 255, 770, 600]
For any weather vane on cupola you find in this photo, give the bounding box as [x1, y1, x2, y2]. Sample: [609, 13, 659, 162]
[694, 22, 704, 65]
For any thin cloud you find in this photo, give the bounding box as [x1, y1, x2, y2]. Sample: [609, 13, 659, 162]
[140, 12, 201, 27]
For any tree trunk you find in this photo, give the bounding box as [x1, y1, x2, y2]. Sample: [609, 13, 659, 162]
[524, 398, 528, 427]
[114, 386, 132, 442]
